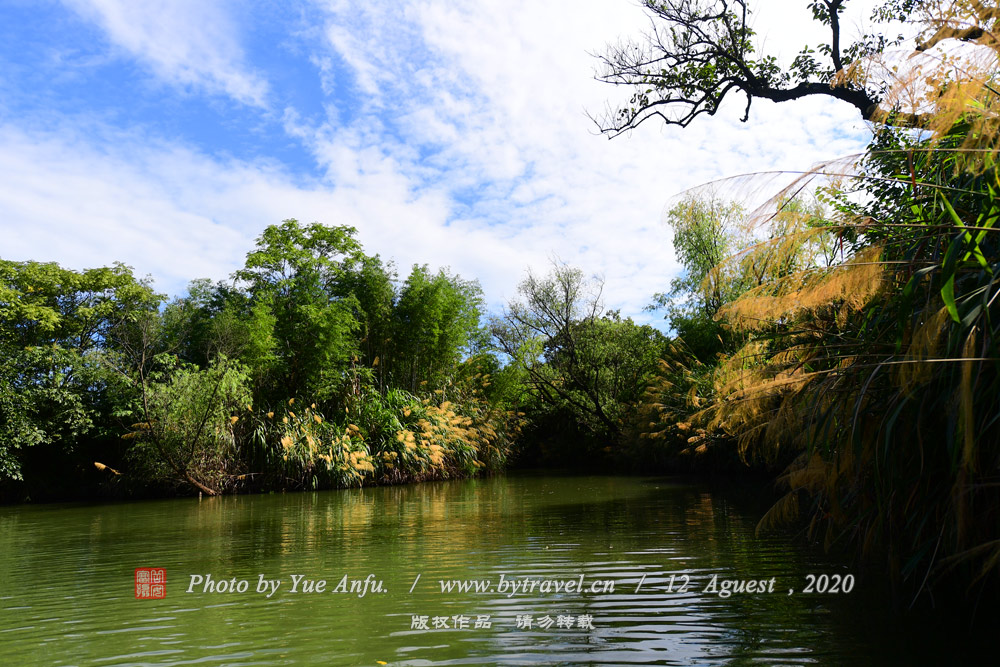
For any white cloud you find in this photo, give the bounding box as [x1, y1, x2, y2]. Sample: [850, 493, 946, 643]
[3, 0, 885, 330]
[301, 0, 875, 321]
[61, 0, 269, 105]
[0, 120, 534, 311]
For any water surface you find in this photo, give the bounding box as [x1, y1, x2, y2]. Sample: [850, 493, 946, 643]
[0, 474, 982, 665]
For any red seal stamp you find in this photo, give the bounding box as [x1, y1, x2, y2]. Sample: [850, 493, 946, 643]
[135, 567, 167, 599]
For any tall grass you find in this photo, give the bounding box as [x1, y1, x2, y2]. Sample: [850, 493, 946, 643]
[639, 3, 1000, 601]
[229, 358, 521, 493]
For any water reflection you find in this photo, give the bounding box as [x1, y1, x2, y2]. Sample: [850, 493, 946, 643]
[0, 475, 982, 666]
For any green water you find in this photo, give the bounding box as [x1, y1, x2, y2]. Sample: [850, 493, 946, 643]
[0, 475, 984, 665]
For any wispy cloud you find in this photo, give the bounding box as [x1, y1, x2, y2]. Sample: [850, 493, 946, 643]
[1, 0, 878, 327]
[0, 120, 528, 308]
[296, 0, 873, 318]
[61, 0, 268, 105]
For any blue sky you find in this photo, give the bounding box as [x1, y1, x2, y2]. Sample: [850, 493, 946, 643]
[0, 0, 878, 324]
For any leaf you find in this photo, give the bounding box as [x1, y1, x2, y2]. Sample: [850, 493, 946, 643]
[941, 274, 959, 323]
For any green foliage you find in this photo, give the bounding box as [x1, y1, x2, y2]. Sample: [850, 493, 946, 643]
[236, 219, 364, 293]
[336, 254, 397, 391]
[393, 265, 484, 392]
[661, 196, 745, 311]
[1, 217, 501, 499]
[456, 352, 528, 410]
[557, 311, 668, 428]
[651, 194, 832, 361]
[127, 356, 252, 494]
[625, 346, 727, 469]
[381, 384, 522, 481]
[264, 400, 376, 490]
[230, 367, 520, 492]
[662, 309, 726, 364]
[491, 262, 667, 453]
[0, 259, 160, 350]
[649, 195, 746, 360]
[160, 279, 277, 373]
[0, 259, 159, 485]
[231, 219, 365, 401]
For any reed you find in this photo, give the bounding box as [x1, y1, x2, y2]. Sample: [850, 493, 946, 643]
[637, 3, 1000, 601]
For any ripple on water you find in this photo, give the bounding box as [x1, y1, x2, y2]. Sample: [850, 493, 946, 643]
[0, 475, 976, 666]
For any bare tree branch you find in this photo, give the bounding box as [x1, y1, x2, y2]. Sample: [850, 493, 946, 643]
[590, 0, 920, 136]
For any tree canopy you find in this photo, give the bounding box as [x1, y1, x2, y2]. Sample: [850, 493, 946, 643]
[490, 262, 666, 443]
[0, 260, 159, 482]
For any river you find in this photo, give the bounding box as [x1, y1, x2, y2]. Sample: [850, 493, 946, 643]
[0, 474, 987, 665]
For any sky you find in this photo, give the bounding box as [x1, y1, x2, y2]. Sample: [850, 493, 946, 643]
[0, 0, 882, 327]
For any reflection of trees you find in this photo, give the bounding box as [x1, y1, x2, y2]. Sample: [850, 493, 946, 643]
[0, 475, 929, 664]
[501, 479, 847, 663]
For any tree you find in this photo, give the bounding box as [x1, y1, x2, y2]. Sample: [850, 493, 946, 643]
[490, 262, 666, 442]
[126, 356, 251, 496]
[335, 254, 397, 392]
[0, 259, 160, 485]
[592, 0, 925, 134]
[234, 220, 363, 400]
[393, 265, 484, 392]
[650, 194, 746, 361]
[650, 193, 827, 360]
[160, 279, 276, 375]
[652, 195, 746, 316]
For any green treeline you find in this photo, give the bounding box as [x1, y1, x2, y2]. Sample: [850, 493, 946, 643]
[0, 221, 526, 500]
[0, 230, 674, 502]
